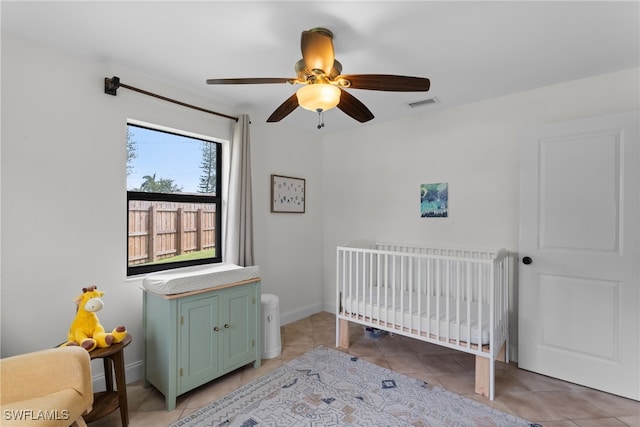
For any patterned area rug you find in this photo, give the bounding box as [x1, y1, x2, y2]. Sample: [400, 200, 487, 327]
[170, 346, 541, 427]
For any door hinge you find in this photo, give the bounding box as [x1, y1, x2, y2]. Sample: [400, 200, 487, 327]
[252, 339, 255, 347]
[180, 315, 184, 325]
[252, 297, 255, 304]
[180, 368, 183, 377]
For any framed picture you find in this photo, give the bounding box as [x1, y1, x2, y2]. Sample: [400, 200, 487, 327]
[271, 174, 305, 213]
[420, 182, 448, 217]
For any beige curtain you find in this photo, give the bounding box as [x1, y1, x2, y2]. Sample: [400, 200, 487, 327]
[224, 114, 254, 266]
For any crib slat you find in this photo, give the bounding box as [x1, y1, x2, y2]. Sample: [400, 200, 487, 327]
[455, 260, 461, 347]
[489, 259, 495, 359]
[368, 252, 372, 319]
[445, 258, 450, 342]
[349, 250, 354, 319]
[408, 256, 413, 332]
[477, 262, 483, 350]
[355, 251, 360, 318]
[399, 255, 404, 331]
[384, 253, 389, 325]
[392, 255, 397, 327]
[426, 258, 432, 338]
[417, 258, 421, 330]
[435, 258, 441, 340]
[376, 252, 381, 328]
[466, 261, 472, 349]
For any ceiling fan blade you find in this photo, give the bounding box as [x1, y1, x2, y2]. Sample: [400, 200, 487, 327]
[337, 89, 374, 123]
[266, 93, 299, 122]
[301, 28, 335, 75]
[206, 78, 291, 85]
[339, 74, 430, 92]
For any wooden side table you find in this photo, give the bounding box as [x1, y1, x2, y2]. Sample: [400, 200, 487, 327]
[83, 334, 132, 426]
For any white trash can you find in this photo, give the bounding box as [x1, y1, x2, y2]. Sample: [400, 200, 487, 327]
[261, 294, 282, 359]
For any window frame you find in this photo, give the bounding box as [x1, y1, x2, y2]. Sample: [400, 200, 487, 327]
[126, 123, 223, 276]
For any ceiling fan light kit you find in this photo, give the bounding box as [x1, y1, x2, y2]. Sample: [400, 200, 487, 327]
[296, 83, 341, 112]
[206, 27, 431, 128]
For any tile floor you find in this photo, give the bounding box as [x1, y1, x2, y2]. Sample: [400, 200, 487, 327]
[89, 312, 639, 427]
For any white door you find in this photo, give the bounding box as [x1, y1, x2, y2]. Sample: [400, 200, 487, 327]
[519, 111, 639, 400]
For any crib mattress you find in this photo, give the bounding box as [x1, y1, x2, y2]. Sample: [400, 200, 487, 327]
[342, 288, 490, 345]
[142, 262, 260, 295]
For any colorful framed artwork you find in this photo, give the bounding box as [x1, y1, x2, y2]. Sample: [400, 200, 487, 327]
[421, 182, 448, 217]
[271, 174, 305, 213]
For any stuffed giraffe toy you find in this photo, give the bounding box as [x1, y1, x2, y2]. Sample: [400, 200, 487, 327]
[64, 285, 127, 351]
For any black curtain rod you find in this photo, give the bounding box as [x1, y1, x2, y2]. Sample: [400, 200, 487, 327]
[104, 76, 238, 122]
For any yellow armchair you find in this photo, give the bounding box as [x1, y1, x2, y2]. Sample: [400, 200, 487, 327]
[0, 346, 93, 427]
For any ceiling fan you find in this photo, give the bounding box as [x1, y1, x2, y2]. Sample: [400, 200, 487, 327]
[206, 28, 431, 127]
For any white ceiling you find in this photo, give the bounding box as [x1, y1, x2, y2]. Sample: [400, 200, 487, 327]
[2, 1, 639, 133]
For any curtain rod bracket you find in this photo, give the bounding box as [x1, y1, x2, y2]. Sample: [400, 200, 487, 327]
[105, 76, 120, 96]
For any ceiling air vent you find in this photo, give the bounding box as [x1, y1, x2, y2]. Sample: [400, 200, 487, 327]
[409, 97, 439, 108]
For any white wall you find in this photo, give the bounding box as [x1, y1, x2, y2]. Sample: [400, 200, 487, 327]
[0, 33, 324, 386]
[250, 122, 324, 324]
[321, 67, 640, 359]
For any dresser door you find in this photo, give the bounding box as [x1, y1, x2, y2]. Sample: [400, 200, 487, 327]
[221, 285, 257, 370]
[179, 294, 220, 392]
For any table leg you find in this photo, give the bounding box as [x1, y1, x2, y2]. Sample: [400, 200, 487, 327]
[112, 351, 129, 427]
[103, 358, 114, 391]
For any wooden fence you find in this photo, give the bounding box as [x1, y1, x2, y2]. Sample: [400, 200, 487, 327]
[128, 200, 216, 266]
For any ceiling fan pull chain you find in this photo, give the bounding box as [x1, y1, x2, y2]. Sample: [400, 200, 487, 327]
[316, 108, 325, 129]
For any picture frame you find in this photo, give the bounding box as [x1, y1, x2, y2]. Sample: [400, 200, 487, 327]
[271, 174, 305, 213]
[420, 182, 448, 217]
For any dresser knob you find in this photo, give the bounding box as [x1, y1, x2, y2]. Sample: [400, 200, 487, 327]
[213, 326, 219, 332]
[224, 323, 230, 329]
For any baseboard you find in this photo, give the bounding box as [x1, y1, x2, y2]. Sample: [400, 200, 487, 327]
[91, 359, 144, 392]
[280, 302, 323, 326]
[322, 302, 337, 315]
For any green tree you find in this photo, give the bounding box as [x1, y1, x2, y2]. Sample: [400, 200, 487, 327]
[198, 141, 216, 194]
[127, 129, 137, 176]
[136, 173, 183, 193]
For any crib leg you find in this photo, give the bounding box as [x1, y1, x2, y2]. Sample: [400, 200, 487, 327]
[475, 355, 490, 398]
[338, 318, 350, 349]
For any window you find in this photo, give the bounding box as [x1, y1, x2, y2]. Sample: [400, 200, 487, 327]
[126, 123, 222, 276]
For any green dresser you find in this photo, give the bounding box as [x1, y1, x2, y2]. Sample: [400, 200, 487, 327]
[143, 279, 261, 410]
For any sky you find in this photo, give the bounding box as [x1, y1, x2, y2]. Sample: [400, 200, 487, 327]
[127, 125, 208, 193]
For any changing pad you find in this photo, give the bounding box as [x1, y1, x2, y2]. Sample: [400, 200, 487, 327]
[142, 262, 260, 295]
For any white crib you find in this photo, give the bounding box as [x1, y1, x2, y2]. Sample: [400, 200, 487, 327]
[336, 240, 510, 400]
